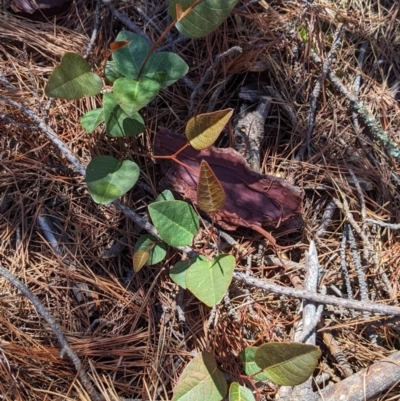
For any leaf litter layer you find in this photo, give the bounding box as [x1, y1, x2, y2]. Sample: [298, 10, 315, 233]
[1, 0, 400, 400]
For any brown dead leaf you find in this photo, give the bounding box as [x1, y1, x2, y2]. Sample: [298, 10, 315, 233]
[155, 128, 303, 231]
[197, 160, 226, 213]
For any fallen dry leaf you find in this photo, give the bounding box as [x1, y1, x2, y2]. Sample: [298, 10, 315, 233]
[155, 128, 303, 231]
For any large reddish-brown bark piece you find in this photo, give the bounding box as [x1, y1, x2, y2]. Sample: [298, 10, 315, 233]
[155, 129, 303, 231]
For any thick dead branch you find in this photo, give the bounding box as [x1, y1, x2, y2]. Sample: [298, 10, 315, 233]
[318, 351, 400, 401]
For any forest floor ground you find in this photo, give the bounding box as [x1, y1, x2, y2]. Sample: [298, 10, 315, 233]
[1, 0, 400, 400]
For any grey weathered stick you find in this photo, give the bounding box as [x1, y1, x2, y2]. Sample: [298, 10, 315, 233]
[278, 241, 321, 401]
[233, 272, 400, 316]
[315, 198, 336, 238]
[0, 265, 103, 401]
[297, 241, 320, 344]
[310, 51, 400, 163]
[83, 0, 102, 59]
[366, 219, 400, 230]
[347, 224, 369, 304]
[296, 23, 345, 159]
[318, 350, 400, 401]
[340, 224, 353, 301]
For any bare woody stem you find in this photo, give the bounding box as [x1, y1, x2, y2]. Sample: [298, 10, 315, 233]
[133, 142, 199, 175]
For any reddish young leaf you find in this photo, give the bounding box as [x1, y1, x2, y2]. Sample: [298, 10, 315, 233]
[197, 160, 226, 212]
[110, 41, 130, 52]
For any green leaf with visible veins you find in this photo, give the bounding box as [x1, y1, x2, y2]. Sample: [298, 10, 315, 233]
[113, 77, 160, 115]
[169, 0, 239, 39]
[172, 352, 227, 401]
[254, 343, 321, 386]
[185, 254, 235, 306]
[45, 53, 102, 99]
[148, 200, 199, 247]
[103, 93, 144, 137]
[86, 156, 139, 205]
[112, 31, 150, 79]
[143, 52, 189, 88]
[80, 108, 104, 133]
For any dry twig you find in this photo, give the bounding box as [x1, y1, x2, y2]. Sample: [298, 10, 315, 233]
[0, 265, 103, 401]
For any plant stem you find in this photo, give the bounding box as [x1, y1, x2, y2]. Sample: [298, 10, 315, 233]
[136, 0, 202, 80]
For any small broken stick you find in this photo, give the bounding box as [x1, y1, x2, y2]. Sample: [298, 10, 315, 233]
[233, 96, 271, 173]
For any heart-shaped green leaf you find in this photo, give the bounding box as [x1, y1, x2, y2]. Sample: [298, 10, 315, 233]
[143, 52, 189, 88]
[103, 93, 144, 137]
[254, 343, 321, 386]
[80, 108, 104, 133]
[170, 255, 207, 289]
[104, 61, 121, 83]
[113, 77, 160, 115]
[45, 53, 102, 99]
[85, 156, 139, 205]
[148, 200, 199, 247]
[134, 234, 167, 266]
[186, 109, 233, 150]
[240, 347, 269, 382]
[172, 352, 227, 401]
[186, 254, 235, 306]
[229, 382, 255, 401]
[169, 0, 239, 38]
[112, 31, 150, 79]
[156, 190, 175, 202]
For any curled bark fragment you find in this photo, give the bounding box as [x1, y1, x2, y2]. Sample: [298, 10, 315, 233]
[155, 128, 303, 231]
